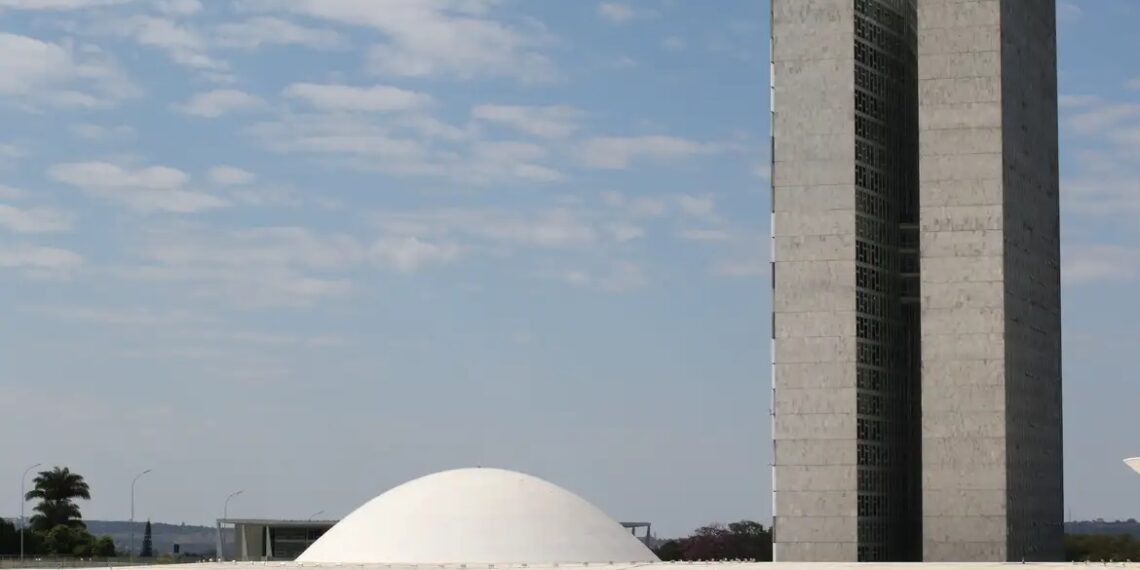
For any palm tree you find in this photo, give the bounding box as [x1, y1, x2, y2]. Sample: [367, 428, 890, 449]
[24, 466, 91, 532]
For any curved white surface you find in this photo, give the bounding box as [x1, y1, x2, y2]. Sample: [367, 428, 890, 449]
[1125, 457, 1140, 475]
[296, 468, 659, 564]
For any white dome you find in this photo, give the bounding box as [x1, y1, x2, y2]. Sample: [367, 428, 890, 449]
[296, 468, 659, 564]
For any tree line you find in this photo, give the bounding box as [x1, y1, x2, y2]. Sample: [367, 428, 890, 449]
[651, 521, 1140, 563]
[0, 466, 137, 558]
[652, 520, 773, 561]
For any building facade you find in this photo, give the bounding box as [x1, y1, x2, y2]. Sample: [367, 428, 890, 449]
[770, 0, 1062, 562]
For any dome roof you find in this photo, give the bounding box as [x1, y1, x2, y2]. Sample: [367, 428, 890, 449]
[296, 468, 659, 564]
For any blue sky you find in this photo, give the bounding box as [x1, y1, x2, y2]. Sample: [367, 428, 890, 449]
[0, 0, 1136, 537]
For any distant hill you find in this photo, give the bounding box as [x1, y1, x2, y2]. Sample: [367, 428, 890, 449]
[83, 520, 216, 556]
[6, 518, 1130, 558]
[1066, 520, 1140, 537]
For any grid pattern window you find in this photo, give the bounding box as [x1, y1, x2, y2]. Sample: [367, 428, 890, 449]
[853, 0, 921, 562]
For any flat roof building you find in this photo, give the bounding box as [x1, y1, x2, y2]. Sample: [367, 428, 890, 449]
[216, 519, 335, 561]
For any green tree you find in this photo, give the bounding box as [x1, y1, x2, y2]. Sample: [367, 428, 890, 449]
[1066, 533, 1140, 561]
[140, 520, 154, 558]
[91, 536, 117, 558]
[652, 520, 773, 562]
[653, 539, 684, 561]
[24, 467, 91, 532]
[42, 525, 90, 556]
[0, 517, 18, 555]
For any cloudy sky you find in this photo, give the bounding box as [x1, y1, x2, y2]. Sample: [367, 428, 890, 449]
[0, 0, 1137, 537]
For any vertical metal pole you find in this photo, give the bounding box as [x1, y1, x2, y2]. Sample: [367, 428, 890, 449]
[20, 463, 41, 562]
[221, 490, 244, 561]
[130, 469, 152, 560]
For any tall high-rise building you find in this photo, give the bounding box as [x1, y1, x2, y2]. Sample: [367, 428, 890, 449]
[770, 0, 1062, 562]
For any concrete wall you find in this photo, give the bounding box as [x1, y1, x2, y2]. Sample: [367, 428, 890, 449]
[999, 0, 1064, 561]
[237, 525, 264, 561]
[770, 0, 858, 561]
[917, 0, 1063, 561]
[917, 0, 1009, 560]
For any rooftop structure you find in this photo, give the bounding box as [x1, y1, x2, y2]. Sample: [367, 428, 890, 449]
[297, 468, 658, 564]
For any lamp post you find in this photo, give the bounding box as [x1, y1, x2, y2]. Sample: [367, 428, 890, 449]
[308, 510, 324, 521]
[129, 469, 152, 560]
[223, 489, 244, 521]
[216, 490, 244, 560]
[20, 463, 41, 562]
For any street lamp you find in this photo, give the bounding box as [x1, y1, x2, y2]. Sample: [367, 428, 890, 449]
[1125, 457, 1140, 475]
[129, 469, 152, 559]
[19, 463, 41, 562]
[216, 490, 244, 560]
[308, 510, 324, 521]
[223, 489, 244, 520]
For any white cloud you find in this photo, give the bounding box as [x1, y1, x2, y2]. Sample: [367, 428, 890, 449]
[208, 166, 256, 186]
[249, 114, 430, 164]
[1067, 103, 1140, 135]
[1061, 93, 1140, 226]
[0, 144, 26, 163]
[610, 55, 637, 69]
[0, 243, 83, 278]
[677, 194, 716, 218]
[285, 83, 433, 113]
[372, 207, 598, 250]
[580, 136, 721, 169]
[109, 15, 226, 73]
[629, 197, 667, 217]
[468, 141, 563, 182]
[248, 113, 560, 185]
[472, 104, 582, 139]
[597, 2, 634, 23]
[33, 305, 212, 326]
[49, 161, 228, 213]
[71, 122, 135, 140]
[152, 0, 199, 15]
[681, 228, 730, 242]
[0, 33, 138, 108]
[0, 185, 26, 199]
[247, 0, 556, 82]
[713, 258, 767, 277]
[226, 186, 302, 208]
[120, 224, 464, 307]
[0, 204, 75, 233]
[214, 17, 345, 50]
[661, 36, 687, 52]
[371, 236, 461, 272]
[1128, 78, 1140, 91]
[553, 261, 646, 292]
[607, 223, 644, 242]
[176, 89, 265, 118]
[0, 0, 132, 8]
[1064, 245, 1140, 284]
[598, 261, 645, 292]
[125, 225, 361, 307]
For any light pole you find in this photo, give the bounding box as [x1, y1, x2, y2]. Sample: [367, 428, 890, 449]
[307, 510, 324, 521]
[223, 489, 244, 520]
[217, 490, 244, 560]
[20, 463, 41, 562]
[129, 469, 152, 560]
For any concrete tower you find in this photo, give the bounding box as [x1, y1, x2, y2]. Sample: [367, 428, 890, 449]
[916, 0, 1063, 561]
[770, 0, 1061, 562]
